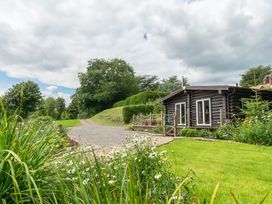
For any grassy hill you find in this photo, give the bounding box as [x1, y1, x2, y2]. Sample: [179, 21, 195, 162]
[91, 107, 124, 126]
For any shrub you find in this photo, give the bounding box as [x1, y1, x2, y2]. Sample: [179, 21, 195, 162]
[113, 90, 169, 107]
[152, 126, 164, 134]
[123, 104, 154, 123]
[213, 121, 240, 140]
[178, 128, 200, 137]
[236, 118, 272, 145]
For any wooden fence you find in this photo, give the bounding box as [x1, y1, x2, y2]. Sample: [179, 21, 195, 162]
[132, 112, 178, 137]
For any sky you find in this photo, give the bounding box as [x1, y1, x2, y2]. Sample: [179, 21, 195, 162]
[0, 0, 272, 103]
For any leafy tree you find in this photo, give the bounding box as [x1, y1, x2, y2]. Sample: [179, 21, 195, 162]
[55, 97, 66, 119]
[137, 75, 160, 91]
[76, 58, 139, 116]
[160, 76, 189, 92]
[43, 97, 57, 119]
[2, 81, 42, 118]
[240, 65, 272, 87]
[66, 96, 79, 119]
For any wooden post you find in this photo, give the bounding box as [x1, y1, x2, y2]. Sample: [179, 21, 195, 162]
[220, 109, 223, 127]
[149, 112, 152, 126]
[163, 113, 166, 136]
[174, 113, 177, 137]
[160, 111, 163, 127]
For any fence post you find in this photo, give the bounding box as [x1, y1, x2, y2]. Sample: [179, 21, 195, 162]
[149, 112, 152, 126]
[163, 113, 166, 136]
[160, 111, 163, 127]
[174, 113, 177, 137]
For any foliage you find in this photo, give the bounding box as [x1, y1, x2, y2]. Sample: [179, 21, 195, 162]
[113, 100, 126, 107]
[178, 128, 200, 137]
[137, 75, 160, 91]
[0, 103, 66, 203]
[66, 96, 79, 119]
[2, 81, 42, 118]
[55, 97, 66, 119]
[75, 58, 139, 117]
[57, 136, 193, 203]
[91, 107, 124, 126]
[123, 104, 154, 123]
[240, 65, 272, 87]
[236, 114, 272, 145]
[213, 121, 240, 140]
[113, 90, 169, 107]
[160, 138, 272, 203]
[160, 76, 189, 92]
[241, 95, 270, 119]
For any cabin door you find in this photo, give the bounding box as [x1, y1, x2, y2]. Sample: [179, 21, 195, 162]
[175, 102, 186, 126]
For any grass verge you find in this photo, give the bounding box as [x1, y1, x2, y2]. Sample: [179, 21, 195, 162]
[56, 119, 81, 127]
[159, 138, 272, 203]
[91, 107, 125, 126]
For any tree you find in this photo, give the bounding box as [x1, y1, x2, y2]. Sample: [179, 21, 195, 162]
[137, 75, 160, 91]
[43, 97, 57, 119]
[160, 76, 189, 92]
[240, 65, 272, 87]
[3, 81, 42, 118]
[55, 97, 66, 119]
[76, 58, 139, 116]
[66, 96, 79, 119]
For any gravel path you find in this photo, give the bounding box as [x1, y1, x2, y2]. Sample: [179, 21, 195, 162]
[68, 120, 173, 147]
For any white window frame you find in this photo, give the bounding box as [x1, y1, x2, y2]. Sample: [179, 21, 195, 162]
[196, 98, 212, 126]
[175, 102, 186, 125]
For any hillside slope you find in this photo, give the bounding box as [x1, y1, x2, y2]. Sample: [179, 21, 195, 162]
[91, 107, 124, 126]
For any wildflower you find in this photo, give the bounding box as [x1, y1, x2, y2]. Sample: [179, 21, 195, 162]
[160, 150, 167, 155]
[68, 167, 76, 174]
[67, 160, 73, 167]
[83, 178, 89, 185]
[149, 152, 157, 158]
[154, 173, 162, 180]
[108, 180, 115, 185]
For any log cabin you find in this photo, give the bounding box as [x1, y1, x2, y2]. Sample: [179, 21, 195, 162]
[161, 85, 272, 129]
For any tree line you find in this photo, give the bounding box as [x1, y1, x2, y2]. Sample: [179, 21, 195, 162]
[0, 59, 271, 120]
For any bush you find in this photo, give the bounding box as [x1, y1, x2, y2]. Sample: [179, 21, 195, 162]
[213, 121, 240, 140]
[123, 104, 154, 123]
[113, 90, 169, 107]
[178, 128, 200, 137]
[236, 118, 272, 145]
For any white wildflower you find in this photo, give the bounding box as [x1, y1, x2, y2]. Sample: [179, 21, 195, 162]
[67, 167, 76, 174]
[83, 178, 89, 185]
[108, 180, 115, 185]
[154, 173, 162, 180]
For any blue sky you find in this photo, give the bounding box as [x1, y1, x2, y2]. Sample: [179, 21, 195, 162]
[0, 71, 75, 103]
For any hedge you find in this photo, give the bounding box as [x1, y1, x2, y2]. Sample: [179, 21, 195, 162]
[123, 104, 154, 123]
[113, 90, 169, 107]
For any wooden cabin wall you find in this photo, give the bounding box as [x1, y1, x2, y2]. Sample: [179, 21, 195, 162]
[190, 90, 226, 128]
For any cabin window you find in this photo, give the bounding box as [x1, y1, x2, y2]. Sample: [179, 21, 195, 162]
[196, 98, 211, 126]
[175, 102, 186, 125]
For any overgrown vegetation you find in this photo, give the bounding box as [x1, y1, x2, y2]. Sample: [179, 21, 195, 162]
[123, 104, 155, 123]
[0, 104, 196, 203]
[113, 90, 169, 107]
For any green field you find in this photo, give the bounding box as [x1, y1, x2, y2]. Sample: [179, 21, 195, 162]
[91, 107, 125, 126]
[56, 119, 81, 127]
[160, 138, 272, 203]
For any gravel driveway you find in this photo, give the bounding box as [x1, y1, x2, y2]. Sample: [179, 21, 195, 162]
[68, 120, 173, 147]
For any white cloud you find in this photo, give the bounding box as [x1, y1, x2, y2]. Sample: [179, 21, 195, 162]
[42, 86, 71, 105]
[0, 0, 271, 88]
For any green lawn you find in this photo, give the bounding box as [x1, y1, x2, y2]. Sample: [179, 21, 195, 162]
[91, 107, 125, 126]
[56, 119, 81, 127]
[160, 138, 272, 203]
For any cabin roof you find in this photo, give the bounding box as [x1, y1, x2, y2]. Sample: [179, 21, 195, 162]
[160, 85, 251, 102]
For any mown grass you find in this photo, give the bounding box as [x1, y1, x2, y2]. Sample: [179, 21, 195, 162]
[160, 138, 272, 203]
[91, 107, 125, 126]
[56, 119, 81, 127]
